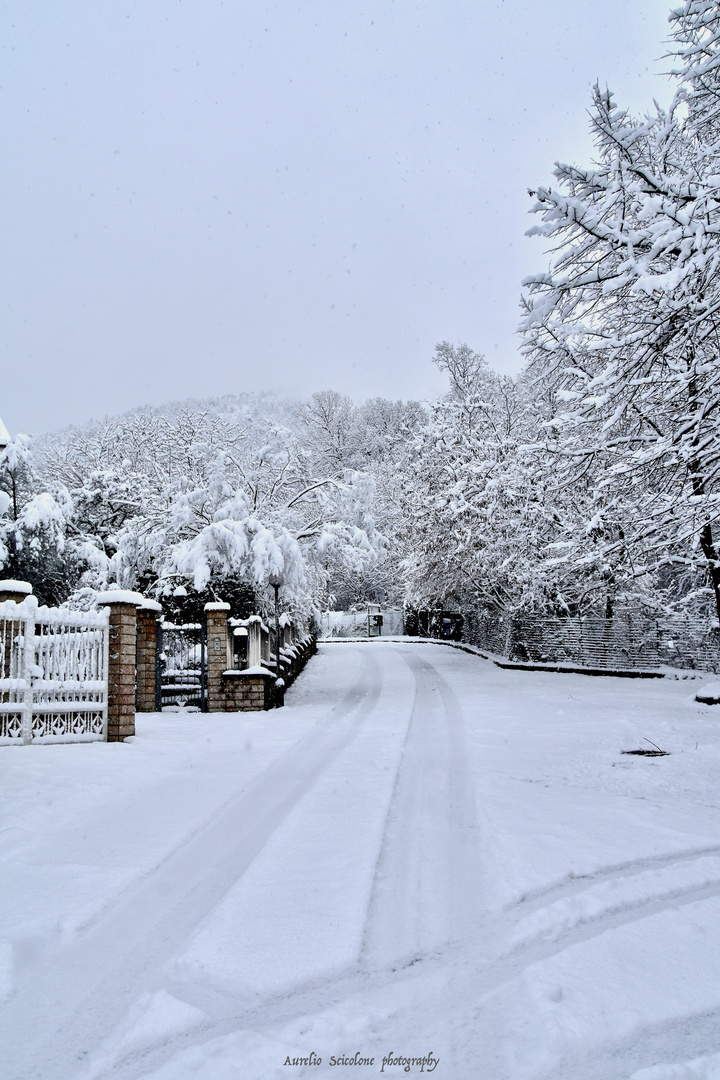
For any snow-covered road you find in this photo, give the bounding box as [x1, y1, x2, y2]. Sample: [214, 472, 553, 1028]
[3, 642, 720, 1080]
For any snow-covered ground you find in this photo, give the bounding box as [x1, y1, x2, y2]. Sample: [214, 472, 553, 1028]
[3, 641, 720, 1080]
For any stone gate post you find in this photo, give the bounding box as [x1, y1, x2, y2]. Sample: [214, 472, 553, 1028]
[98, 590, 144, 742]
[136, 599, 162, 712]
[0, 580, 33, 604]
[205, 601, 231, 712]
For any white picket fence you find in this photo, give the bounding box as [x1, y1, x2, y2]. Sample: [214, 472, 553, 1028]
[0, 597, 109, 745]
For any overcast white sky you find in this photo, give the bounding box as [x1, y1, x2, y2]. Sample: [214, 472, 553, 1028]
[1, 0, 675, 435]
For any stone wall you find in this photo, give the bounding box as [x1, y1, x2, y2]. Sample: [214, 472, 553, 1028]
[220, 671, 276, 711]
[219, 626, 317, 712]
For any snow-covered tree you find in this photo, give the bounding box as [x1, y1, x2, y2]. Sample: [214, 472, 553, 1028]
[41, 398, 386, 618]
[521, 1, 720, 621]
[0, 434, 79, 605]
[401, 344, 557, 613]
[295, 390, 360, 473]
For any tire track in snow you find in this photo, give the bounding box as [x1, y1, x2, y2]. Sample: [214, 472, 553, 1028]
[355, 646, 493, 1080]
[18, 640, 713, 1080]
[100, 647, 720, 1080]
[507, 843, 720, 917]
[359, 646, 482, 968]
[1, 648, 384, 1080]
[136, 645, 484, 1080]
[540, 1006, 720, 1080]
[429, 851, 720, 1034]
[102, 643, 717, 1080]
[478, 876, 720, 1080]
[496, 863, 720, 974]
[474, 846, 720, 979]
[83, 962, 448, 1080]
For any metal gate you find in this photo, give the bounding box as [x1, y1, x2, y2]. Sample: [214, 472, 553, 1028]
[1, 597, 109, 744]
[156, 622, 207, 711]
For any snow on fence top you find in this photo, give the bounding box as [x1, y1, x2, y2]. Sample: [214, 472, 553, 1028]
[0, 596, 37, 619]
[42, 606, 109, 630]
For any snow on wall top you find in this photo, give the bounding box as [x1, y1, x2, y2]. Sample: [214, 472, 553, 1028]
[204, 602, 231, 611]
[96, 590, 145, 606]
[230, 664, 274, 676]
[0, 580, 33, 594]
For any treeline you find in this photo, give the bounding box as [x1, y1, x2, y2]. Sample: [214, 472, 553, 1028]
[3, 2, 720, 624]
[0, 391, 420, 617]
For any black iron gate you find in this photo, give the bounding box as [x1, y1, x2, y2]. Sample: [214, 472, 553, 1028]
[156, 622, 207, 711]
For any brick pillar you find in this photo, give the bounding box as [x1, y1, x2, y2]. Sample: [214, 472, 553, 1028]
[205, 602, 231, 712]
[136, 600, 162, 712]
[0, 580, 33, 603]
[98, 591, 143, 742]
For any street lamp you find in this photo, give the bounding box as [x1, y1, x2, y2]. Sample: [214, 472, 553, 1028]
[268, 570, 284, 678]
